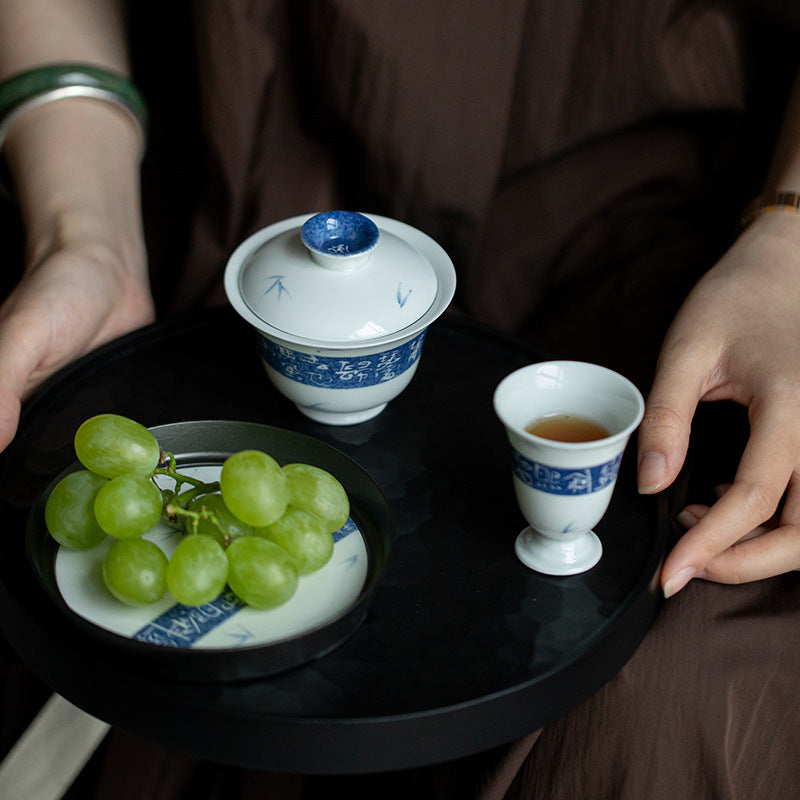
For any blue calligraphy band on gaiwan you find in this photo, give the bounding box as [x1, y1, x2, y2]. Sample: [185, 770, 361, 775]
[258, 331, 427, 389]
[512, 451, 623, 496]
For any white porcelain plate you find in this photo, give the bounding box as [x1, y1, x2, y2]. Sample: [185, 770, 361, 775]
[27, 421, 393, 682]
[55, 464, 369, 649]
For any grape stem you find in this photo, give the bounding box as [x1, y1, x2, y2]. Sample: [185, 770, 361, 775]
[154, 451, 215, 490]
[155, 450, 224, 538]
[164, 502, 220, 536]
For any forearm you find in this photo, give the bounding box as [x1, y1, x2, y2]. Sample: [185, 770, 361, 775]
[0, 0, 144, 275]
[6, 99, 145, 273]
[735, 67, 800, 254]
[0, 0, 129, 76]
[763, 69, 800, 192]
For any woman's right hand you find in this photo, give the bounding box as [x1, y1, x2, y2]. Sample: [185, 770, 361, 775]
[0, 76, 154, 455]
[0, 230, 155, 452]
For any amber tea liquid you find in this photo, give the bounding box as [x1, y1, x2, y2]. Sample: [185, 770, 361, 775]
[525, 413, 609, 443]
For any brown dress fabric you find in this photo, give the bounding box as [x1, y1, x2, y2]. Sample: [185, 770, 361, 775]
[3, 1, 800, 798]
[149, 0, 790, 386]
[172, 0, 763, 380]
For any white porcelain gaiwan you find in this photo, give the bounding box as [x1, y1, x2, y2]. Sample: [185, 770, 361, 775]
[224, 211, 457, 425]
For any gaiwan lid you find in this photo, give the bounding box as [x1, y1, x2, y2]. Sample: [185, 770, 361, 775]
[232, 211, 441, 343]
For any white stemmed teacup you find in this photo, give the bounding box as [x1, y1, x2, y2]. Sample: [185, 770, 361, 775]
[493, 361, 645, 576]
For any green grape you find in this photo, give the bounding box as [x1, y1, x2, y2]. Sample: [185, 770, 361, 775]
[226, 536, 298, 609]
[94, 474, 163, 539]
[44, 470, 108, 550]
[220, 450, 288, 527]
[103, 538, 168, 605]
[255, 507, 334, 575]
[186, 493, 253, 547]
[166, 534, 228, 606]
[74, 413, 160, 478]
[282, 463, 350, 534]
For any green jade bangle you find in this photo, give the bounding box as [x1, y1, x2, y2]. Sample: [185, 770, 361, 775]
[0, 63, 148, 157]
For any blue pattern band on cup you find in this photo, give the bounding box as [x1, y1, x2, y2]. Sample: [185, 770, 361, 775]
[258, 331, 426, 389]
[512, 451, 623, 495]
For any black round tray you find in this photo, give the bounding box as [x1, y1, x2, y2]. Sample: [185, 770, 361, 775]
[0, 307, 669, 774]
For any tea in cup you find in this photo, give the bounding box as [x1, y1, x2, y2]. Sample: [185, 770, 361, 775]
[493, 361, 645, 575]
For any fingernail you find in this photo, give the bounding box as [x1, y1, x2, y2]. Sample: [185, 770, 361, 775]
[663, 567, 695, 599]
[638, 452, 666, 494]
[676, 509, 699, 528]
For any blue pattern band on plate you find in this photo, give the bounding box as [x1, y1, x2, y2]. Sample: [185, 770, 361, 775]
[133, 590, 245, 648]
[258, 331, 426, 388]
[132, 518, 358, 648]
[512, 451, 623, 495]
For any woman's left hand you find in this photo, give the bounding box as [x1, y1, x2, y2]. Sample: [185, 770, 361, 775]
[636, 211, 800, 597]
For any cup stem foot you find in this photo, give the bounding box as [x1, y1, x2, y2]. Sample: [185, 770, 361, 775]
[514, 527, 602, 576]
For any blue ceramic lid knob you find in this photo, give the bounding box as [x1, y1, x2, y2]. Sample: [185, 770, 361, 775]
[301, 211, 379, 269]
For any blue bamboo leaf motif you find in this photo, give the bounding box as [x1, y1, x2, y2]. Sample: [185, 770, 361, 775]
[226, 624, 255, 645]
[265, 275, 291, 300]
[397, 282, 412, 307]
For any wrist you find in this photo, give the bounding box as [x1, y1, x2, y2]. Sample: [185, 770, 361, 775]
[737, 204, 800, 251]
[27, 204, 147, 281]
[0, 64, 146, 158]
[738, 191, 800, 231]
[4, 98, 145, 274]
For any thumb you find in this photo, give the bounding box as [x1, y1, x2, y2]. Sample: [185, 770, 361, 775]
[0, 383, 22, 453]
[637, 351, 705, 495]
[0, 315, 52, 454]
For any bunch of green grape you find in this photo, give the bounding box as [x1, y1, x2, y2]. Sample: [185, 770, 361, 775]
[44, 414, 350, 610]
